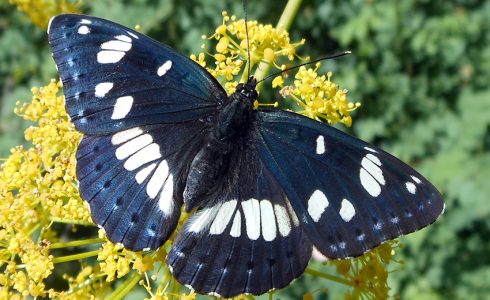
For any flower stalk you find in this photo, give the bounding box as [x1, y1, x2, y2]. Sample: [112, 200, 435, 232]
[254, 0, 303, 83]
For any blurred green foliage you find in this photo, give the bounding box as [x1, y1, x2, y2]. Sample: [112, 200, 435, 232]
[1, 0, 489, 299]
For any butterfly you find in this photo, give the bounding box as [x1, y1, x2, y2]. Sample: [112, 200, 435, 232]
[47, 14, 445, 297]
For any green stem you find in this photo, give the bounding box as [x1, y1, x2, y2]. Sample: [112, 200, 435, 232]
[50, 238, 105, 249]
[49, 216, 96, 226]
[305, 267, 355, 287]
[52, 249, 100, 263]
[107, 272, 141, 300]
[16, 251, 98, 270]
[240, 59, 253, 83]
[253, 0, 303, 83]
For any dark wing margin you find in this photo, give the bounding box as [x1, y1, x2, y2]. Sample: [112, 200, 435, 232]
[77, 121, 207, 250]
[47, 14, 226, 134]
[167, 130, 312, 297]
[256, 109, 445, 259]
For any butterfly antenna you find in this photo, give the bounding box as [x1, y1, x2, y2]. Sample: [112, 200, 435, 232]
[256, 50, 352, 85]
[243, 0, 252, 81]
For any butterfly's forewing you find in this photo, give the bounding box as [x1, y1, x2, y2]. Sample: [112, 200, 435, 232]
[48, 14, 225, 134]
[257, 109, 445, 258]
[168, 131, 312, 297]
[48, 14, 227, 250]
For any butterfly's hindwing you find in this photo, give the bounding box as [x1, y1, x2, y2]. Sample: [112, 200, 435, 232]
[167, 133, 312, 297]
[77, 121, 208, 250]
[257, 109, 445, 258]
[48, 14, 225, 134]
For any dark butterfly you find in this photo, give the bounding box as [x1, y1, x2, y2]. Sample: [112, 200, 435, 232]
[47, 14, 444, 297]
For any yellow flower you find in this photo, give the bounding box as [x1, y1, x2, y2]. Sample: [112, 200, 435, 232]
[331, 241, 398, 299]
[192, 11, 304, 94]
[283, 66, 361, 126]
[191, 12, 360, 127]
[9, 0, 81, 29]
[134, 255, 155, 273]
[272, 76, 284, 88]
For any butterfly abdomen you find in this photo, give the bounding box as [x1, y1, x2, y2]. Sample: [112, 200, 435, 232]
[183, 81, 257, 211]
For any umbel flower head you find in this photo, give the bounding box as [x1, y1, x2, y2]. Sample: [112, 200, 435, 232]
[0, 11, 396, 300]
[10, 0, 81, 29]
[193, 11, 360, 127]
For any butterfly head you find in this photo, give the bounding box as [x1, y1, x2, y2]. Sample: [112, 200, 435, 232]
[235, 77, 258, 102]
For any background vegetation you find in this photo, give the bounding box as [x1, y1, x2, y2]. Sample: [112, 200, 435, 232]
[1, 0, 489, 298]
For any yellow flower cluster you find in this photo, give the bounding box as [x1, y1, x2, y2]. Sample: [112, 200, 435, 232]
[9, 0, 81, 29]
[0, 80, 187, 298]
[192, 11, 304, 94]
[336, 242, 397, 299]
[192, 12, 360, 127]
[276, 64, 361, 126]
[0, 80, 83, 297]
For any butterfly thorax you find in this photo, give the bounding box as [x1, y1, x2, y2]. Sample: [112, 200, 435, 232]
[183, 78, 258, 212]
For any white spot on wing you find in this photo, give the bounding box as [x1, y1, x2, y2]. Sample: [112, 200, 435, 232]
[307, 190, 329, 222]
[80, 19, 92, 24]
[115, 133, 152, 160]
[95, 82, 114, 98]
[230, 211, 242, 237]
[405, 181, 417, 194]
[124, 143, 161, 171]
[111, 96, 134, 119]
[146, 160, 169, 199]
[157, 60, 173, 76]
[339, 199, 355, 222]
[274, 204, 291, 237]
[285, 199, 300, 226]
[210, 200, 238, 235]
[360, 153, 385, 197]
[97, 50, 125, 64]
[96, 36, 132, 64]
[159, 174, 174, 215]
[360, 167, 382, 197]
[241, 198, 261, 240]
[101, 40, 132, 52]
[411, 175, 422, 184]
[364, 146, 377, 153]
[189, 206, 216, 233]
[260, 200, 277, 242]
[111, 127, 143, 145]
[115, 35, 132, 42]
[316, 135, 325, 155]
[366, 153, 382, 166]
[208, 292, 222, 298]
[127, 31, 139, 39]
[78, 25, 90, 35]
[135, 163, 156, 184]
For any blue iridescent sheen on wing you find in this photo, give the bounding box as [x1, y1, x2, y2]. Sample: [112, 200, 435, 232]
[257, 109, 444, 258]
[76, 121, 208, 250]
[48, 14, 224, 134]
[168, 135, 312, 297]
